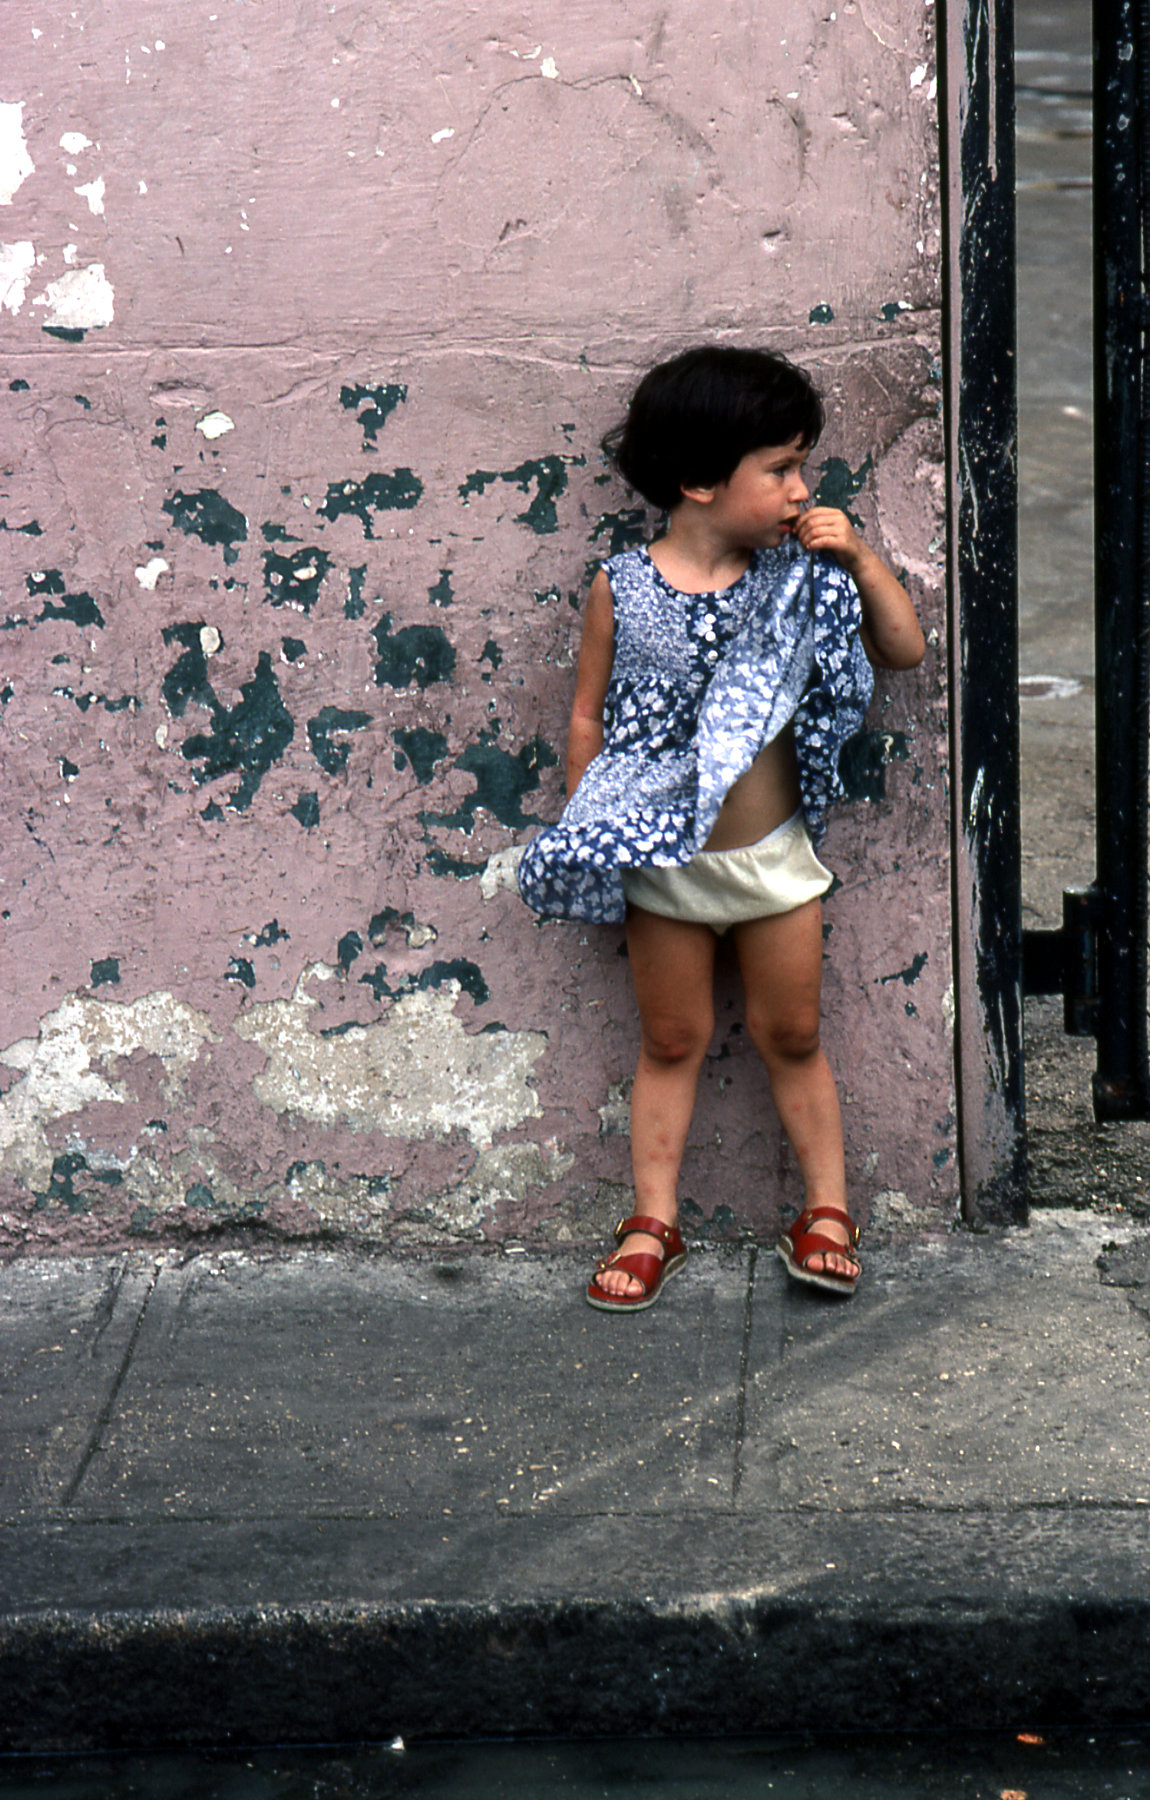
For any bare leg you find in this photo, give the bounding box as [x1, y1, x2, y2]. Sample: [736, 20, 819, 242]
[732, 900, 858, 1281]
[593, 906, 716, 1299]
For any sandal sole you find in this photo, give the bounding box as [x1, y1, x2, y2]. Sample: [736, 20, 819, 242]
[775, 1240, 859, 1297]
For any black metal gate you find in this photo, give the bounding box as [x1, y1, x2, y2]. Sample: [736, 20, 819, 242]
[943, 0, 1150, 1225]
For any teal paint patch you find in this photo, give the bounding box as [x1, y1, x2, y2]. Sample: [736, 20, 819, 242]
[372, 613, 456, 689]
[163, 633, 295, 811]
[262, 521, 300, 544]
[337, 930, 363, 972]
[281, 636, 306, 662]
[318, 470, 423, 536]
[394, 726, 448, 783]
[358, 958, 490, 1007]
[809, 303, 835, 324]
[226, 956, 256, 988]
[458, 456, 582, 534]
[161, 623, 214, 716]
[880, 301, 911, 321]
[90, 957, 120, 987]
[0, 517, 42, 535]
[307, 706, 372, 774]
[25, 570, 105, 629]
[74, 394, 91, 410]
[185, 1182, 216, 1210]
[424, 846, 485, 878]
[592, 507, 649, 556]
[479, 639, 502, 670]
[263, 546, 332, 613]
[42, 325, 85, 342]
[0, 685, 13, 704]
[163, 489, 248, 565]
[345, 565, 366, 620]
[813, 455, 873, 527]
[340, 381, 407, 449]
[428, 568, 454, 608]
[34, 1152, 95, 1214]
[838, 729, 909, 802]
[253, 919, 289, 946]
[880, 952, 929, 987]
[421, 732, 558, 834]
[9, 379, 30, 391]
[292, 791, 320, 828]
[52, 685, 137, 714]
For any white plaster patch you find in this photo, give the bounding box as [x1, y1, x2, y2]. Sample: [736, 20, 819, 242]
[431, 128, 455, 144]
[540, 56, 560, 79]
[0, 240, 35, 314]
[135, 556, 170, 590]
[60, 132, 93, 155]
[196, 410, 234, 440]
[74, 176, 106, 215]
[33, 262, 114, 330]
[909, 63, 928, 87]
[868, 1188, 919, 1233]
[199, 625, 221, 655]
[410, 1142, 576, 1238]
[0, 993, 216, 1184]
[0, 103, 35, 205]
[234, 968, 547, 1148]
[479, 844, 525, 900]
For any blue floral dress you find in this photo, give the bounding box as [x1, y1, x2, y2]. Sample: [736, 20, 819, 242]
[518, 540, 874, 924]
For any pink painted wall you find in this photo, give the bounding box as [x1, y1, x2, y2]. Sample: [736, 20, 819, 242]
[0, 0, 951, 1255]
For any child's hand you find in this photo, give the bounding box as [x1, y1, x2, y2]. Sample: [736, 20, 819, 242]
[793, 506, 867, 575]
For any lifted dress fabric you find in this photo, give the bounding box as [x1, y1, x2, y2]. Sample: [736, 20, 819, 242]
[517, 539, 874, 926]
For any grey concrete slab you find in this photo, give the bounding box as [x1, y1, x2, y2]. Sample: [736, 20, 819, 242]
[742, 1214, 1150, 1511]
[67, 1250, 749, 1521]
[0, 1255, 156, 1514]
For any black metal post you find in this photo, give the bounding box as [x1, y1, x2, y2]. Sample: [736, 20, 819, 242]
[1093, 0, 1150, 1118]
[942, 0, 1028, 1220]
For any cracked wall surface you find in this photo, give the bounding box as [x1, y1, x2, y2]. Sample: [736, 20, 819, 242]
[0, 0, 953, 1255]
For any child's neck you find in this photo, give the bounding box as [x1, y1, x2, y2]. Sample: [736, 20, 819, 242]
[647, 507, 754, 595]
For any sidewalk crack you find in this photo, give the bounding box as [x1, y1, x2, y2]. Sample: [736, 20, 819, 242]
[61, 1257, 163, 1508]
[731, 1246, 757, 1503]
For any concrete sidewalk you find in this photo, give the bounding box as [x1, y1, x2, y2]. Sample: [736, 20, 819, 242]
[4, 1212, 1150, 1749]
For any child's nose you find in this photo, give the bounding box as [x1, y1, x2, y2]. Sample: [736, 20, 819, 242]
[791, 471, 809, 501]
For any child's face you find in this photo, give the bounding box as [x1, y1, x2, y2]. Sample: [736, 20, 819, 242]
[709, 436, 811, 547]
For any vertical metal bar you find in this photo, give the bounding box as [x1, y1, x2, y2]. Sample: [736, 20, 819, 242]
[1093, 0, 1150, 1118]
[941, 0, 1028, 1220]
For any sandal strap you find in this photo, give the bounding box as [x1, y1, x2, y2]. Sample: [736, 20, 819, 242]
[615, 1213, 679, 1245]
[793, 1205, 860, 1247]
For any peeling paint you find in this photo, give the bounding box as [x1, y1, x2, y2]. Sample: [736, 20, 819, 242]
[372, 613, 456, 689]
[234, 967, 547, 1148]
[0, 239, 35, 313]
[163, 489, 248, 564]
[33, 263, 115, 332]
[317, 470, 423, 535]
[0, 103, 35, 205]
[458, 457, 580, 535]
[196, 410, 235, 440]
[0, 991, 215, 1187]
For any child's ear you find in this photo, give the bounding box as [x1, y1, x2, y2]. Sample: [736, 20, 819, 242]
[679, 480, 716, 506]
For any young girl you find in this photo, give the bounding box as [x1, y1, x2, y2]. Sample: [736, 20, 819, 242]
[519, 345, 925, 1310]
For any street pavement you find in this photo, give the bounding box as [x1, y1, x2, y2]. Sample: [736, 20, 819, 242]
[4, 1214, 1150, 1749]
[5, 0, 1150, 1759]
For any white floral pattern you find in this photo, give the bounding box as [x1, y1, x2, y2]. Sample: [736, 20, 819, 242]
[518, 540, 874, 924]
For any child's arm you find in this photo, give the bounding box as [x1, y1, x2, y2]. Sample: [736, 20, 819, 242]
[566, 569, 616, 795]
[796, 508, 926, 670]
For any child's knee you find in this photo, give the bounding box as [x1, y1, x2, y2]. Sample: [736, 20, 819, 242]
[641, 1012, 713, 1066]
[749, 1007, 821, 1064]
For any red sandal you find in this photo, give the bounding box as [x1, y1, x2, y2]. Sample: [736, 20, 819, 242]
[776, 1205, 861, 1297]
[586, 1214, 687, 1313]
